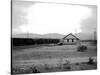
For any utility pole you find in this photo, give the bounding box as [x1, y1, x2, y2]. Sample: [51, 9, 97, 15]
[27, 24, 29, 38]
[94, 28, 96, 40]
[27, 30, 29, 38]
[74, 26, 78, 35]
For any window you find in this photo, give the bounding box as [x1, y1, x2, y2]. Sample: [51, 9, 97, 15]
[72, 39, 74, 42]
[67, 39, 69, 42]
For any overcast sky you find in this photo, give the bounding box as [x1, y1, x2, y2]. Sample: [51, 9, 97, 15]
[12, 1, 97, 35]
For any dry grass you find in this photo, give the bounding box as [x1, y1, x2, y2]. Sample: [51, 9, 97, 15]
[12, 42, 97, 74]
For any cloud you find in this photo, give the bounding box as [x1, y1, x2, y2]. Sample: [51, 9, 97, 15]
[20, 3, 92, 34]
[80, 5, 97, 33]
[12, 1, 34, 29]
[12, 1, 97, 35]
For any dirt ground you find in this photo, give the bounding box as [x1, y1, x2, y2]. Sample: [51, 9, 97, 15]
[12, 42, 97, 74]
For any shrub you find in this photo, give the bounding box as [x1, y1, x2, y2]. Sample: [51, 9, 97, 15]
[12, 67, 27, 74]
[77, 45, 88, 52]
[63, 60, 71, 70]
[29, 66, 40, 73]
[44, 64, 50, 70]
[74, 63, 80, 65]
[87, 57, 95, 65]
[57, 42, 63, 46]
[12, 66, 40, 74]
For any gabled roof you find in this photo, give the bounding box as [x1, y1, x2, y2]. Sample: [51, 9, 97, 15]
[63, 33, 80, 40]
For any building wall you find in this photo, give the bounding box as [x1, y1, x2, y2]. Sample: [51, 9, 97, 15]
[63, 38, 78, 45]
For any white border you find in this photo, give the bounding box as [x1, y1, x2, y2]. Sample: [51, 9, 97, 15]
[0, 0, 99, 75]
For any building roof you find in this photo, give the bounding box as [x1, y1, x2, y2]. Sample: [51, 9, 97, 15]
[63, 33, 80, 40]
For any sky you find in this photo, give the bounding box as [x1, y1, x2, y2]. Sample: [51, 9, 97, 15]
[12, 1, 97, 35]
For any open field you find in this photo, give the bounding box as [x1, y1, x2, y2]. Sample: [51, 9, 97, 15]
[12, 42, 97, 74]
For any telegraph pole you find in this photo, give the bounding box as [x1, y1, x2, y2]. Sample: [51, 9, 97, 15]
[74, 26, 78, 35]
[27, 30, 29, 38]
[27, 24, 29, 38]
[94, 28, 96, 40]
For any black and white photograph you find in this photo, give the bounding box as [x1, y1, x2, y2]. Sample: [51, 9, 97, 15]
[11, 0, 97, 74]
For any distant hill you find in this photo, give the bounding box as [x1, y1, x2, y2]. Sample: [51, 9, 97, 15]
[12, 33, 94, 40]
[12, 33, 65, 39]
